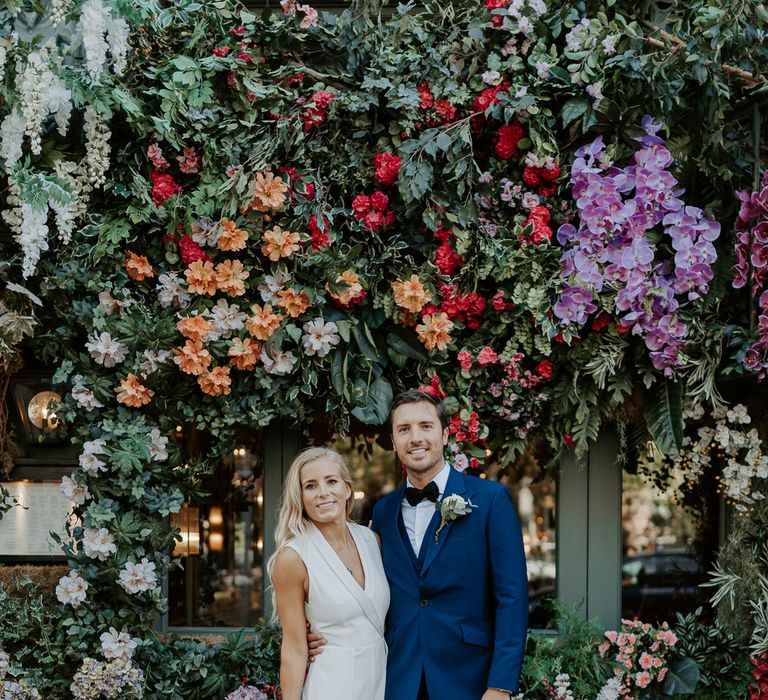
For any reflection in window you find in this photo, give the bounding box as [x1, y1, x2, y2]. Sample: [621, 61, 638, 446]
[621, 465, 713, 624]
[168, 441, 264, 627]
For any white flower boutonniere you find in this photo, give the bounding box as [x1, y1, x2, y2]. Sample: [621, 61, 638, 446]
[434, 494, 477, 543]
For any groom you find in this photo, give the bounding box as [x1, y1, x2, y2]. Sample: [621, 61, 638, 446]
[373, 388, 528, 699]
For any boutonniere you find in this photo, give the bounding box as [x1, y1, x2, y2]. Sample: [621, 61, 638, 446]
[434, 494, 477, 543]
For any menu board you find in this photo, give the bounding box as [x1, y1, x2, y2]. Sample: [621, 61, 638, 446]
[0, 482, 72, 557]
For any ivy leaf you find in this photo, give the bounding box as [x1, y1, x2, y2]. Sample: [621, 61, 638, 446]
[643, 380, 684, 456]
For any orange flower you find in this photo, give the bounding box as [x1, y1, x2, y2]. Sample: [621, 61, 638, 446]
[124, 251, 155, 281]
[392, 274, 432, 313]
[260, 226, 302, 261]
[277, 288, 310, 318]
[215, 259, 249, 297]
[246, 304, 283, 340]
[173, 339, 212, 375]
[228, 337, 261, 370]
[198, 366, 232, 396]
[327, 270, 363, 305]
[115, 373, 154, 407]
[176, 315, 211, 342]
[185, 260, 217, 296]
[217, 218, 249, 251]
[243, 171, 289, 213]
[415, 312, 454, 351]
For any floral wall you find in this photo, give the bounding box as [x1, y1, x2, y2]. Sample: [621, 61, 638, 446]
[0, 0, 767, 696]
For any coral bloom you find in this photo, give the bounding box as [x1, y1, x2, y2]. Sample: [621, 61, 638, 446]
[217, 218, 249, 251]
[173, 339, 212, 376]
[115, 374, 154, 408]
[228, 337, 261, 370]
[277, 288, 310, 318]
[261, 226, 302, 261]
[198, 366, 232, 396]
[243, 170, 289, 213]
[124, 251, 155, 281]
[327, 270, 363, 305]
[215, 259, 249, 297]
[246, 303, 283, 340]
[185, 260, 218, 295]
[392, 274, 432, 313]
[177, 315, 212, 342]
[416, 313, 454, 351]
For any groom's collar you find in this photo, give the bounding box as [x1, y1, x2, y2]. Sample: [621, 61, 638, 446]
[405, 461, 450, 495]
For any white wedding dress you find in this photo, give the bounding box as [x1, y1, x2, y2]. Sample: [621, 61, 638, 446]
[285, 522, 389, 700]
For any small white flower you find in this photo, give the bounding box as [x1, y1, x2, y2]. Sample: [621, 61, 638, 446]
[117, 557, 157, 594]
[260, 348, 298, 375]
[534, 60, 550, 80]
[85, 331, 128, 367]
[453, 454, 469, 472]
[83, 527, 117, 561]
[586, 81, 604, 107]
[517, 16, 533, 35]
[140, 349, 172, 374]
[601, 33, 619, 56]
[156, 273, 191, 309]
[481, 70, 501, 85]
[61, 475, 90, 505]
[301, 317, 340, 357]
[56, 570, 89, 607]
[71, 374, 104, 410]
[435, 494, 477, 542]
[259, 271, 291, 302]
[148, 428, 169, 461]
[80, 439, 107, 475]
[99, 627, 137, 660]
[204, 298, 247, 340]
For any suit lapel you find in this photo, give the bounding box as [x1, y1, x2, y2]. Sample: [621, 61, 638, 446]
[389, 482, 419, 576]
[421, 467, 470, 576]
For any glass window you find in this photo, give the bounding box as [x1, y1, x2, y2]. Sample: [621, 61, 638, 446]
[621, 461, 716, 624]
[168, 439, 265, 627]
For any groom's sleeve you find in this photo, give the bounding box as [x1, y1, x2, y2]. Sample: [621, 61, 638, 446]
[486, 485, 528, 693]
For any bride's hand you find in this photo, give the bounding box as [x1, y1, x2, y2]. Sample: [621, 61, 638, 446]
[306, 623, 326, 662]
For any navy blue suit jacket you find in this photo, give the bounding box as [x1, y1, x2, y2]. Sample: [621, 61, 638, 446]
[371, 467, 528, 699]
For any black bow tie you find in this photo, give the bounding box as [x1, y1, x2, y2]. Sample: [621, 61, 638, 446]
[404, 481, 439, 507]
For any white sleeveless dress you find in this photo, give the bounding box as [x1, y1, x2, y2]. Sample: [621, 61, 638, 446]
[285, 522, 389, 700]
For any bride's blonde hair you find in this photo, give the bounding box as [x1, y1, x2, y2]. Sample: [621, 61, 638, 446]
[266, 447, 355, 616]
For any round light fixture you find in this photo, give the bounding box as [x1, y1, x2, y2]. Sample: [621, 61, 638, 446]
[27, 391, 62, 431]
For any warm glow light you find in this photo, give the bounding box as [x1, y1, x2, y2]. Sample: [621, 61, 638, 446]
[27, 391, 61, 431]
[256, 494, 263, 506]
[354, 491, 365, 500]
[170, 504, 200, 557]
[209, 532, 224, 551]
[209, 506, 223, 526]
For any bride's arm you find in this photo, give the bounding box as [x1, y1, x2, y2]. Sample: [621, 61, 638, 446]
[272, 548, 310, 700]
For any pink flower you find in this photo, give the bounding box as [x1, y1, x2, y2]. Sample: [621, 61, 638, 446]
[147, 143, 169, 171]
[598, 642, 610, 657]
[298, 4, 318, 28]
[457, 350, 472, 372]
[177, 146, 201, 174]
[635, 671, 652, 688]
[657, 667, 668, 682]
[477, 346, 499, 366]
[639, 652, 654, 670]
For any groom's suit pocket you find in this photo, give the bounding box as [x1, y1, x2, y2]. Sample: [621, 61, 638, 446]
[460, 623, 491, 648]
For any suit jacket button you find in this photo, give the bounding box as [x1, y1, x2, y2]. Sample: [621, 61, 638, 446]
[415, 563, 422, 570]
[420, 599, 428, 607]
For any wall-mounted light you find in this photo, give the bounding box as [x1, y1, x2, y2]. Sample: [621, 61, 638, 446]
[208, 531, 224, 552]
[208, 506, 223, 526]
[26, 390, 61, 431]
[170, 503, 200, 557]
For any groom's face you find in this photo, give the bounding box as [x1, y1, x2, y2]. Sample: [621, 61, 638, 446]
[391, 400, 449, 480]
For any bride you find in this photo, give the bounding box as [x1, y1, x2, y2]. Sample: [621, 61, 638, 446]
[267, 447, 389, 700]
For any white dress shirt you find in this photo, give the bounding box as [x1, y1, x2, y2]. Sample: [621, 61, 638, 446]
[401, 462, 450, 555]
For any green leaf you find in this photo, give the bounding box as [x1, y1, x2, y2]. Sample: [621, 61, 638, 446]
[663, 657, 701, 695]
[387, 331, 428, 363]
[560, 97, 590, 127]
[351, 377, 393, 425]
[643, 380, 684, 456]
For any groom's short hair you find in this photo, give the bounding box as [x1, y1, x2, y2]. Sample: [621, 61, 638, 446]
[389, 389, 448, 431]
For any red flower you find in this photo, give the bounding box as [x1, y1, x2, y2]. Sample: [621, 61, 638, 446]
[494, 123, 525, 160]
[538, 184, 558, 198]
[477, 346, 499, 366]
[179, 235, 208, 265]
[522, 167, 541, 188]
[492, 290, 515, 311]
[457, 350, 472, 372]
[540, 162, 560, 182]
[373, 153, 402, 186]
[418, 374, 446, 399]
[490, 14, 503, 26]
[485, 0, 507, 9]
[469, 457, 480, 469]
[363, 210, 383, 232]
[212, 46, 230, 57]
[591, 312, 611, 331]
[312, 90, 334, 109]
[434, 99, 457, 123]
[535, 360, 553, 379]
[351, 194, 370, 218]
[308, 215, 330, 250]
[417, 82, 434, 110]
[228, 26, 245, 35]
[529, 205, 551, 224]
[150, 172, 182, 206]
[435, 243, 464, 277]
[563, 433, 576, 447]
[369, 190, 389, 212]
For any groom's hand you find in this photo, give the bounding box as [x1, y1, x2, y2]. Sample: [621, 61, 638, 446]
[306, 623, 326, 662]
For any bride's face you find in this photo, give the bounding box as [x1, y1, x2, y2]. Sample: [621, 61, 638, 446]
[300, 458, 352, 525]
